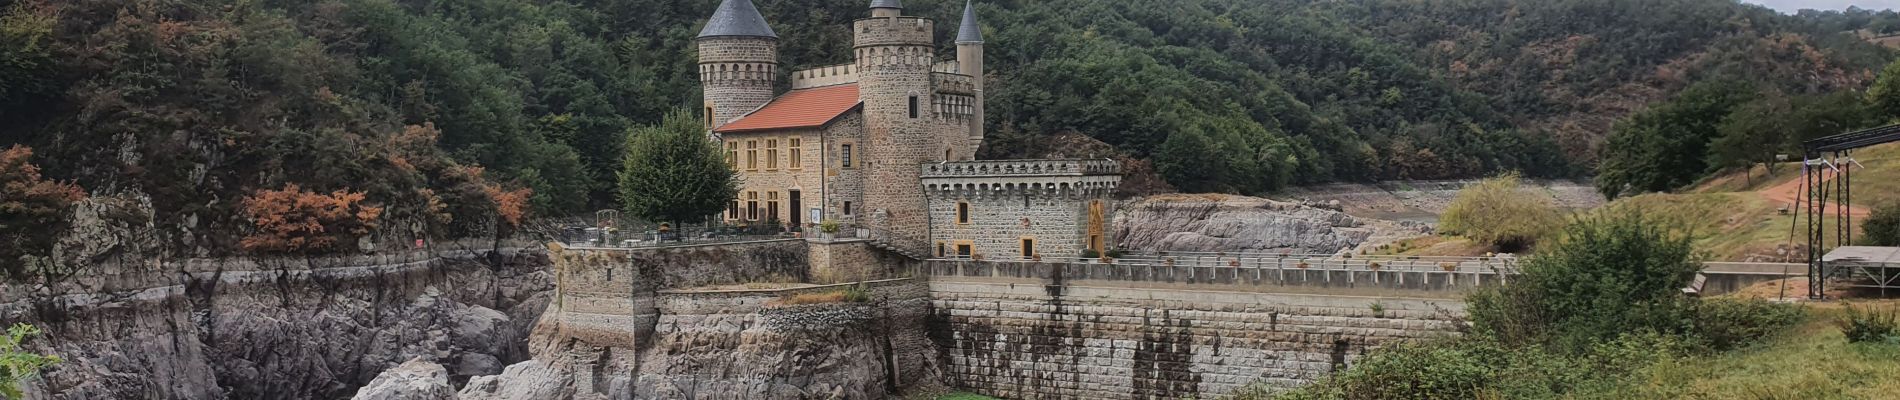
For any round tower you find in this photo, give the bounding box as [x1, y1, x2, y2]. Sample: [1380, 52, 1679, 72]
[697, 0, 778, 130]
[853, 0, 937, 252]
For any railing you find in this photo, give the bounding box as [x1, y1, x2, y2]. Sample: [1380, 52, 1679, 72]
[934, 251, 1517, 273]
[554, 225, 793, 249]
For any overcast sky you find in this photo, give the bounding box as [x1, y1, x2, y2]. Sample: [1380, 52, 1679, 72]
[1750, 0, 1900, 13]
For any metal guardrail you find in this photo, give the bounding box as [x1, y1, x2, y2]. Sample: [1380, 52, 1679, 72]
[931, 252, 1518, 273]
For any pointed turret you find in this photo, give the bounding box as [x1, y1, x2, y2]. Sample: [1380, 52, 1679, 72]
[956, 0, 986, 146]
[956, 1, 983, 44]
[698, 0, 777, 39]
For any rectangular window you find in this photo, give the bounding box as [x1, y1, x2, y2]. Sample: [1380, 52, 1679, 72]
[789, 138, 802, 170]
[936, 242, 946, 258]
[841, 144, 854, 168]
[956, 242, 973, 258]
[1021, 237, 1036, 260]
[746, 192, 760, 221]
[766, 139, 778, 170]
[766, 201, 779, 223]
[728, 201, 740, 220]
[843, 201, 853, 216]
[956, 201, 971, 224]
[726, 142, 738, 168]
[746, 140, 758, 171]
[908, 95, 919, 118]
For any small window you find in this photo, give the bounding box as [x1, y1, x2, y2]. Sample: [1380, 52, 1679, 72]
[841, 144, 854, 168]
[728, 201, 740, 220]
[908, 95, 919, 118]
[747, 201, 759, 221]
[790, 138, 802, 170]
[957, 243, 973, 257]
[936, 242, 946, 258]
[844, 201, 854, 216]
[746, 140, 758, 170]
[726, 142, 738, 168]
[706, 107, 715, 127]
[766, 140, 778, 170]
[1021, 238, 1036, 260]
[956, 201, 971, 224]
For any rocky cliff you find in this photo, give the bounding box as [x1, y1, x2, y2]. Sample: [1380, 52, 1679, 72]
[1, 242, 552, 399]
[1113, 194, 1430, 255]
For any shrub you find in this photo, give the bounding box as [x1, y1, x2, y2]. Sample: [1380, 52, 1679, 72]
[1266, 336, 1659, 400]
[1838, 303, 1900, 344]
[1439, 173, 1563, 252]
[239, 184, 384, 254]
[1688, 298, 1805, 351]
[0, 323, 61, 399]
[1467, 212, 1702, 353]
[1865, 202, 1900, 246]
[0, 146, 86, 279]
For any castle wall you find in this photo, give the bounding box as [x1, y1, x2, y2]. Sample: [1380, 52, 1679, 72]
[724, 128, 826, 227]
[924, 262, 1469, 399]
[823, 113, 868, 225]
[791, 64, 860, 89]
[923, 160, 1122, 260]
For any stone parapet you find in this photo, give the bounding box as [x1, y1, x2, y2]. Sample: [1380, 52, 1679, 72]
[852, 16, 935, 48]
[790, 64, 860, 89]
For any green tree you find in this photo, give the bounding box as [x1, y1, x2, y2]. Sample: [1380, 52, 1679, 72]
[0, 323, 60, 398]
[1468, 212, 1703, 353]
[1866, 202, 1900, 246]
[1709, 96, 1793, 183]
[1439, 173, 1563, 252]
[1596, 80, 1756, 198]
[1868, 58, 1900, 120]
[617, 109, 738, 225]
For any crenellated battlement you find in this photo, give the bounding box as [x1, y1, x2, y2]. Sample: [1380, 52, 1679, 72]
[791, 64, 859, 89]
[921, 159, 1123, 178]
[932, 72, 974, 95]
[852, 16, 935, 48]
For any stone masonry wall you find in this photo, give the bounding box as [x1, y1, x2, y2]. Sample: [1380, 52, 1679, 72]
[928, 277, 1465, 399]
[929, 191, 1094, 260]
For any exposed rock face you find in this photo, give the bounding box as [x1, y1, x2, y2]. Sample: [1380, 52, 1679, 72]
[1283, 179, 1604, 220]
[1114, 195, 1428, 254]
[2, 244, 553, 400]
[352, 358, 455, 400]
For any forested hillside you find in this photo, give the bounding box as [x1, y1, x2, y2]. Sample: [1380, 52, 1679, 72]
[1, 0, 1893, 256]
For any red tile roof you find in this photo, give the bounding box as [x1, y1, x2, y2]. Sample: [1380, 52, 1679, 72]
[714, 84, 861, 133]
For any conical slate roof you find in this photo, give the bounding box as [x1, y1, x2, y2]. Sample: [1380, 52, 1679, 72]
[698, 0, 777, 39]
[871, 0, 902, 10]
[956, 1, 983, 44]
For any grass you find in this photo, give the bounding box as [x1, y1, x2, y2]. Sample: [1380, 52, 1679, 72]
[1369, 235, 1495, 257]
[1576, 302, 1900, 400]
[1594, 192, 1851, 261]
[771, 285, 872, 306]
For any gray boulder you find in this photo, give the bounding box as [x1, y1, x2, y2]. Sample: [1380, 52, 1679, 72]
[352, 358, 454, 400]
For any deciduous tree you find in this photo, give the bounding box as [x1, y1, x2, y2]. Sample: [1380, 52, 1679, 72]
[617, 109, 738, 225]
[0, 145, 83, 279]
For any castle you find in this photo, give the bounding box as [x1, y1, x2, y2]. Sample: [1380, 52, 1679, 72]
[699, 0, 1121, 260]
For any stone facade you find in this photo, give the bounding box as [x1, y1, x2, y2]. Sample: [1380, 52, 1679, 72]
[699, 1, 1057, 256]
[923, 160, 1122, 260]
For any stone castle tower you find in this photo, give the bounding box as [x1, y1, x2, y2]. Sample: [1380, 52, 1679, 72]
[696, 0, 1098, 259]
[697, 0, 778, 129]
[856, 0, 946, 249]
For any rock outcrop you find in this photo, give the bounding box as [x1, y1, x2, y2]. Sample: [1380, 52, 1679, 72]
[2, 243, 553, 400]
[1114, 194, 1429, 254]
[352, 358, 455, 400]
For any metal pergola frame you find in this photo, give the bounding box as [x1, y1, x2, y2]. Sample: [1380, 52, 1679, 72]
[1801, 124, 1900, 299]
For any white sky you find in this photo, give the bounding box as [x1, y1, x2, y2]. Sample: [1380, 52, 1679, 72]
[1750, 0, 1900, 13]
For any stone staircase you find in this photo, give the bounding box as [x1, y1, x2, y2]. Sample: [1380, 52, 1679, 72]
[865, 227, 930, 260]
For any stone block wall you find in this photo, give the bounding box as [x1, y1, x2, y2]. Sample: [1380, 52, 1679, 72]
[698, 37, 777, 128]
[927, 279, 1466, 399]
[808, 239, 919, 284]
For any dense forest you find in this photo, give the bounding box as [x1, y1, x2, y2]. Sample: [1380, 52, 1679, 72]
[1, 0, 1896, 255]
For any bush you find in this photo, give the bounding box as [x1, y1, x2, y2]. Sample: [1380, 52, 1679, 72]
[1865, 202, 1900, 246]
[1467, 212, 1702, 353]
[1265, 335, 1676, 400]
[1439, 173, 1563, 252]
[1, 323, 61, 399]
[1689, 298, 1805, 351]
[1838, 303, 1900, 344]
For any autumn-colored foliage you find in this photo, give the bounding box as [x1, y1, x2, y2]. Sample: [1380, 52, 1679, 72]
[0, 146, 86, 277]
[239, 184, 384, 254]
[484, 183, 532, 228]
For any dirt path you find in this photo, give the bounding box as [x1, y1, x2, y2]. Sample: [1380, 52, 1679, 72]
[1758, 169, 1871, 217]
